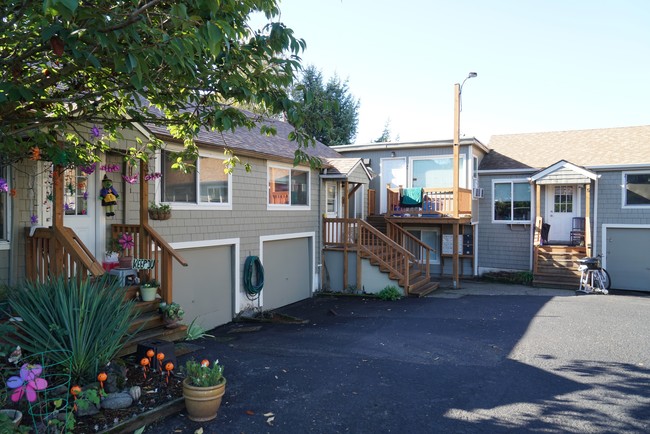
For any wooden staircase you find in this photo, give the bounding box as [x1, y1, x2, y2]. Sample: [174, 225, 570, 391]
[362, 246, 439, 297]
[533, 245, 585, 289]
[117, 285, 188, 356]
[366, 214, 387, 234]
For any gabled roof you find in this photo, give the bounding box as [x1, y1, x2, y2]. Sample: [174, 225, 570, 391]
[529, 160, 599, 182]
[144, 111, 342, 163]
[481, 125, 650, 171]
[321, 158, 372, 180]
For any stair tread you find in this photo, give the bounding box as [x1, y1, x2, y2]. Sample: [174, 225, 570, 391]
[409, 282, 440, 297]
[118, 325, 188, 356]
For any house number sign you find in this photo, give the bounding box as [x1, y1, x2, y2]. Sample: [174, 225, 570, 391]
[132, 258, 156, 270]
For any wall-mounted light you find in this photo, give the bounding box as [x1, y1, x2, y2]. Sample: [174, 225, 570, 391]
[390, 151, 396, 158]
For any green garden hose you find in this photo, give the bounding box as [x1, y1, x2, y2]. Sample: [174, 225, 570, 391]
[243, 255, 264, 298]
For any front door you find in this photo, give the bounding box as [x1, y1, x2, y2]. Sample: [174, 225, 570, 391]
[325, 181, 340, 218]
[380, 157, 406, 214]
[63, 167, 98, 256]
[546, 185, 578, 243]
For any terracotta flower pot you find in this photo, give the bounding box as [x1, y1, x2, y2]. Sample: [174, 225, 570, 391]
[182, 377, 226, 422]
[118, 256, 133, 269]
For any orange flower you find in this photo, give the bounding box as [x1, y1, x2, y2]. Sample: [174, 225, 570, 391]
[30, 147, 41, 161]
[70, 385, 81, 396]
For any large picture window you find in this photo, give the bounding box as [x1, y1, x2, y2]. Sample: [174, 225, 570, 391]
[623, 172, 650, 207]
[161, 151, 230, 206]
[268, 165, 310, 207]
[493, 181, 531, 222]
[411, 156, 466, 189]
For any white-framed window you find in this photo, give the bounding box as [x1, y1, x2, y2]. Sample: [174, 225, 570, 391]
[0, 165, 9, 247]
[622, 171, 650, 208]
[407, 227, 441, 264]
[472, 155, 479, 181]
[492, 180, 531, 223]
[161, 150, 231, 209]
[268, 163, 310, 209]
[409, 155, 467, 189]
[325, 182, 338, 215]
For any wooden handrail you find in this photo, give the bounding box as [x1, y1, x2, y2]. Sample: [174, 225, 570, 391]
[386, 221, 432, 281]
[112, 223, 188, 303]
[25, 226, 105, 283]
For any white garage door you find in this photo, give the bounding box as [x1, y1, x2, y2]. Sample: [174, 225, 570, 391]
[605, 227, 650, 292]
[173, 245, 234, 330]
[263, 237, 312, 310]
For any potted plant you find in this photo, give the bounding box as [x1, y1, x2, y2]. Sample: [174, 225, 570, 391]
[148, 202, 172, 221]
[140, 279, 159, 302]
[182, 359, 226, 422]
[159, 302, 184, 328]
[114, 232, 135, 269]
[105, 238, 121, 264]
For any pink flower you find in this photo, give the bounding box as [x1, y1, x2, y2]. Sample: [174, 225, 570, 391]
[6, 364, 48, 403]
[119, 233, 135, 251]
[144, 172, 162, 181]
[122, 174, 139, 184]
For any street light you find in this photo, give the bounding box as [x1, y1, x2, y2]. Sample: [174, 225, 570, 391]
[452, 72, 477, 289]
[452, 71, 477, 219]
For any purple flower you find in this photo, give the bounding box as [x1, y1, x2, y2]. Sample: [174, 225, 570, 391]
[144, 172, 162, 181]
[100, 164, 121, 173]
[83, 191, 88, 200]
[122, 174, 139, 184]
[119, 233, 135, 250]
[91, 125, 102, 139]
[30, 214, 38, 224]
[0, 178, 8, 193]
[80, 163, 96, 175]
[7, 363, 48, 402]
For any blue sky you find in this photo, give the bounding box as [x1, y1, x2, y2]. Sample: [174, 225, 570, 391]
[254, 0, 650, 145]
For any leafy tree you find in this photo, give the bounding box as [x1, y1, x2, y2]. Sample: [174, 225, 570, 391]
[0, 0, 317, 171]
[291, 65, 359, 146]
[373, 119, 392, 143]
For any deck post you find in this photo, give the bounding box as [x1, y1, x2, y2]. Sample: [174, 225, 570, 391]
[139, 160, 151, 284]
[585, 182, 592, 257]
[51, 165, 65, 277]
[452, 222, 460, 289]
[343, 181, 349, 290]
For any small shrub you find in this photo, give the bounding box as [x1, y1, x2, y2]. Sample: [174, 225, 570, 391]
[8, 276, 139, 383]
[377, 285, 402, 301]
[183, 359, 224, 387]
[482, 271, 534, 286]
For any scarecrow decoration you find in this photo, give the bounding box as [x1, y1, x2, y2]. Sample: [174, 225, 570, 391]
[99, 175, 119, 217]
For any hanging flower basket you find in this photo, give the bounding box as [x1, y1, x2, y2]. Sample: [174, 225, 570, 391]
[148, 209, 171, 221]
[148, 202, 172, 220]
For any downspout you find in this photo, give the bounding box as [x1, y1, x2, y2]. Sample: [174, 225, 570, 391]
[593, 177, 599, 257]
[317, 172, 322, 291]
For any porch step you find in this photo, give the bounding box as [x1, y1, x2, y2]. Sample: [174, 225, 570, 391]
[534, 245, 586, 289]
[366, 215, 387, 234]
[129, 311, 165, 333]
[408, 280, 440, 297]
[533, 274, 580, 290]
[118, 324, 188, 357]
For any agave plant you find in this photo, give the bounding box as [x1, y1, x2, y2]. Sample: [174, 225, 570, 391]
[8, 276, 138, 383]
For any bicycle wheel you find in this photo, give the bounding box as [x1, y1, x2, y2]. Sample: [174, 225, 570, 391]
[601, 268, 611, 290]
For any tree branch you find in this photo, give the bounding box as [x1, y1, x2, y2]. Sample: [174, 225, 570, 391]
[99, 0, 165, 33]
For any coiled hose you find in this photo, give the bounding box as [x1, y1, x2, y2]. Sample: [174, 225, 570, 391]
[243, 256, 264, 299]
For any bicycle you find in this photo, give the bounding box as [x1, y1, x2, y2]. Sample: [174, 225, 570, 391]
[577, 256, 611, 294]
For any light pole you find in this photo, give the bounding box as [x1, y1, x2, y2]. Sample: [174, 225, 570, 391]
[452, 72, 477, 289]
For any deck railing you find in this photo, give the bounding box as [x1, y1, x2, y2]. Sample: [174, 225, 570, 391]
[386, 221, 432, 281]
[25, 226, 105, 283]
[112, 223, 188, 302]
[323, 217, 415, 293]
[386, 187, 472, 217]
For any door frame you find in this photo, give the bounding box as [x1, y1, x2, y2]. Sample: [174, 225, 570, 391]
[544, 184, 581, 243]
[379, 157, 407, 214]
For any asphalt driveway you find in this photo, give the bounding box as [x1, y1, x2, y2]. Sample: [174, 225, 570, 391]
[149, 283, 650, 433]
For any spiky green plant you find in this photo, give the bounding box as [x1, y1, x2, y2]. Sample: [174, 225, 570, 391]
[8, 276, 138, 383]
[377, 285, 402, 301]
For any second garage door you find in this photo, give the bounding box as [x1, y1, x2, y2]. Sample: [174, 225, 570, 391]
[605, 227, 650, 292]
[262, 237, 312, 310]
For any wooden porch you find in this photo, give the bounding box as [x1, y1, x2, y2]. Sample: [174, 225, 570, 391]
[322, 217, 439, 297]
[24, 161, 188, 354]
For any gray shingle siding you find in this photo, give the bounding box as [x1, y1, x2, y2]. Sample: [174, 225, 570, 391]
[477, 173, 532, 272]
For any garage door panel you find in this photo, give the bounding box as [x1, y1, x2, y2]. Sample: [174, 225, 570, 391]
[173, 245, 234, 329]
[607, 228, 650, 292]
[263, 238, 311, 310]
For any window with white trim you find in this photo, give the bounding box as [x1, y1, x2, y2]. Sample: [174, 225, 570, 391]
[268, 164, 310, 207]
[407, 228, 440, 264]
[161, 150, 231, 206]
[410, 156, 467, 188]
[623, 171, 650, 207]
[493, 181, 531, 222]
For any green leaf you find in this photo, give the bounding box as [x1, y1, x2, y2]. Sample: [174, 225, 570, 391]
[54, 0, 79, 13]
